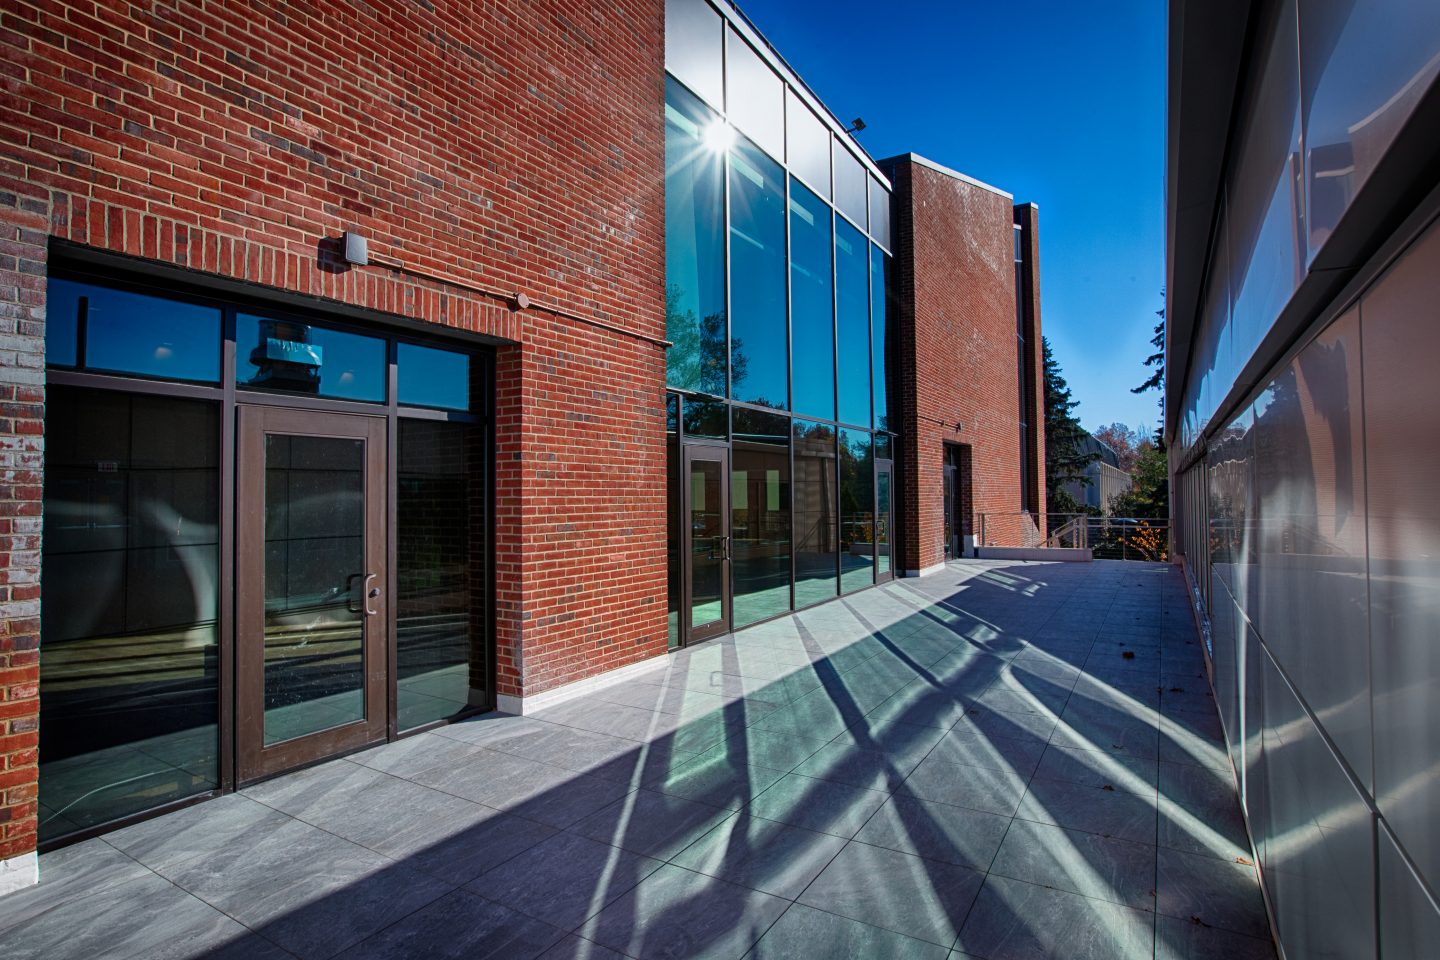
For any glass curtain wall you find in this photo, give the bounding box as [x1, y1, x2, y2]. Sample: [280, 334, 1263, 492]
[664, 0, 896, 634]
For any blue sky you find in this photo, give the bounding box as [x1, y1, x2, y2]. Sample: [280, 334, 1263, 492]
[735, 0, 1167, 435]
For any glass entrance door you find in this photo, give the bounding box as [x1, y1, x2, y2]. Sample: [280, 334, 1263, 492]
[236, 406, 388, 781]
[876, 462, 894, 582]
[683, 444, 731, 644]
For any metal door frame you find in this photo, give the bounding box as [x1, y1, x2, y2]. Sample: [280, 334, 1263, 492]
[681, 441, 732, 646]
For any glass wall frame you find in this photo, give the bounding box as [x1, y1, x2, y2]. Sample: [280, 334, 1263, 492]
[39, 265, 496, 849]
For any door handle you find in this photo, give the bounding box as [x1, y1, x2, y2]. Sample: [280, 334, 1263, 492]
[363, 572, 380, 616]
[721, 536, 731, 561]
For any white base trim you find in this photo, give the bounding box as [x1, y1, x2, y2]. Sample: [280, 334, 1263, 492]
[904, 562, 948, 578]
[496, 652, 671, 715]
[0, 851, 38, 896]
[976, 546, 1092, 562]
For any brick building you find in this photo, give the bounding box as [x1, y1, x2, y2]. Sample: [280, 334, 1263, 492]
[0, 0, 1042, 890]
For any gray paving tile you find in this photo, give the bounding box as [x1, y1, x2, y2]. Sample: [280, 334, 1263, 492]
[746, 772, 890, 839]
[832, 715, 947, 763]
[671, 812, 847, 899]
[353, 729, 491, 779]
[925, 726, 1047, 778]
[336, 888, 566, 960]
[955, 873, 1156, 960]
[955, 706, 1058, 745]
[854, 795, 1010, 870]
[899, 755, 1031, 817]
[791, 740, 923, 791]
[581, 863, 789, 960]
[570, 787, 735, 860]
[687, 728, 830, 773]
[537, 934, 633, 960]
[1032, 742, 1158, 794]
[0, 869, 290, 960]
[1017, 777, 1158, 844]
[746, 902, 949, 959]
[1156, 762, 1251, 861]
[0, 839, 150, 934]
[1154, 914, 1275, 959]
[990, 818, 1158, 911]
[412, 750, 632, 828]
[160, 818, 452, 960]
[104, 793, 292, 874]
[1155, 847, 1269, 939]
[472, 831, 664, 930]
[798, 840, 984, 946]
[641, 751, 788, 809]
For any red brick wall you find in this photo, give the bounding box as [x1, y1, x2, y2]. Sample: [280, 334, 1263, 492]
[0, 0, 668, 859]
[886, 156, 1044, 570]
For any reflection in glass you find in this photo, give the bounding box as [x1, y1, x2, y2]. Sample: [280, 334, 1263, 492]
[839, 429, 875, 593]
[666, 396, 681, 648]
[689, 456, 725, 628]
[732, 408, 791, 627]
[664, 0, 723, 109]
[262, 434, 366, 744]
[398, 342, 471, 411]
[237, 314, 386, 402]
[729, 133, 789, 408]
[684, 396, 728, 440]
[836, 218, 872, 427]
[786, 89, 830, 196]
[869, 177, 891, 249]
[871, 245, 891, 432]
[725, 28, 784, 161]
[790, 178, 834, 420]
[46, 278, 221, 382]
[833, 140, 868, 228]
[876, 465, 893, 580]
[793, 419, 837, 607]
[39, 388, 219, 842]
[397, 419, 487, 730]
[664, 78, 727, 395]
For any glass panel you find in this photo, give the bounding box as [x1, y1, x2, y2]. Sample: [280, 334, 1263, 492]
[689, 456, 725, 628]
[683, 396, 728, 440]
[397, 419, 487, 730]
[237, 314, 386, 402]
[262, 434, 366, 743]
[786, 90, 830, 197]
[789, 178, 834, 419]
[868, 176, 891, 249]
[664, 78, 728, 395]
[832, 139, 868, 228]
[836, 217, 871, 427]
[876, 466, 892, 579]
[871, 246, 891, 432]
[666, 395, 681, 648]
[874, 433, 892, 460]
[398, 342, 472, 411]
[1300, 0, 1440, 261]
[839, 429, 874, 593]
[732, 408, 790, 627]
[664, 0, 723, 109]
[39, 388, 219, 842]
[46, 277, 221, 382]
[725, 28, 784, 161]
[793, 419, 837, 607]
[729, 132, 788, 408]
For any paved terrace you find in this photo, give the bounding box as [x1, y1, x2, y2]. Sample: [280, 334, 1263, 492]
[0, 560, 1274, 960]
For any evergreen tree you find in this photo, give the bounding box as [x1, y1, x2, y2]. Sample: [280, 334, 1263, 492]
[1133, 296, 1165, 408]
[1043, 337, 1100, 513]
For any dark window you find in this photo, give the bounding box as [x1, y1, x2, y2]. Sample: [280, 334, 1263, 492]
[789, 177, 834, 419]
[46, 278, 222, 383]
[731, 408, 791, 627]
[39, 387, 220, 841]
[398, 342, 472, 411]
[396, 419, 488, 730]
[839, 428, 875, 593]
[236, 313, 386, 402]
[871, 245, 891, 433]
[836, 218, 872, 427]
[793, 419, 837, 607]
[729, 132, 789, 408]
[664, 78, 727, 396]
[666, 395, 681, 648]
[683, 395, 729, 440]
